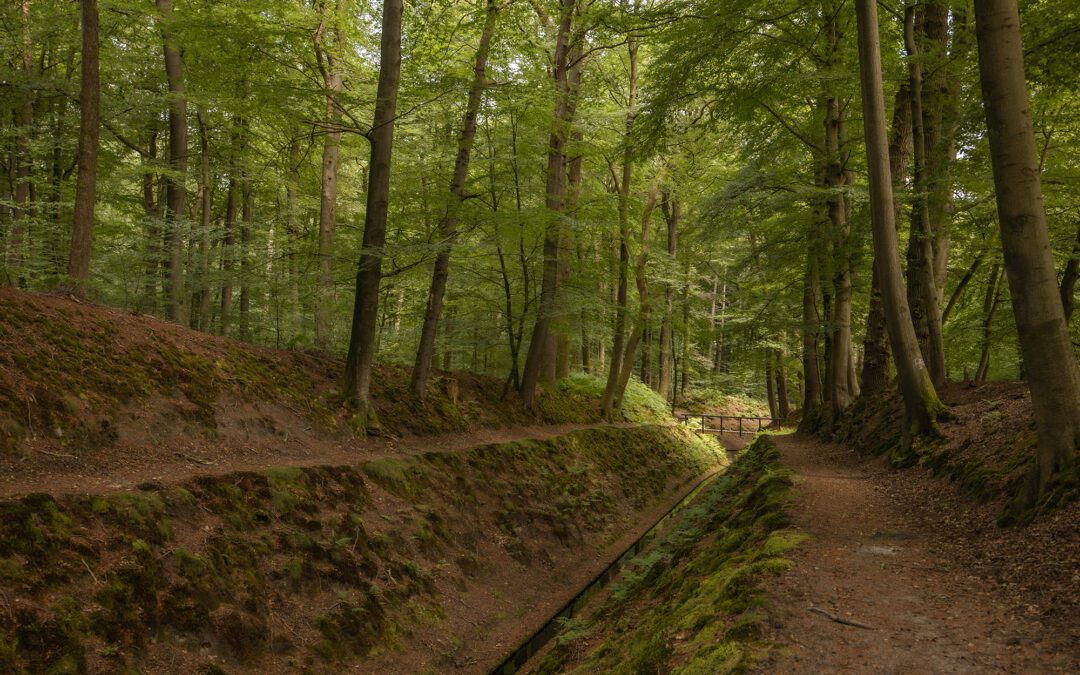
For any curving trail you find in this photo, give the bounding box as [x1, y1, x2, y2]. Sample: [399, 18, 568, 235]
[0, 421, 632, 499]
[759, 434, 1078, 674]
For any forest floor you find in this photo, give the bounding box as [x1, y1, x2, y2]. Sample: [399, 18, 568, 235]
[0, 419, 630, 498]
[759, 433, 1079, 673]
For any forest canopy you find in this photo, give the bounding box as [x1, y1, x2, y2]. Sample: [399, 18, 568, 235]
[2, 0, 1079, 493]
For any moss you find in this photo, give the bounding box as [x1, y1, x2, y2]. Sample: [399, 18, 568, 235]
[540, 436, 798, 674]
[362, 458, 424, 500]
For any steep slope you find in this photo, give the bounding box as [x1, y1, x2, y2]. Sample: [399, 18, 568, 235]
[0, 425, 723, 674]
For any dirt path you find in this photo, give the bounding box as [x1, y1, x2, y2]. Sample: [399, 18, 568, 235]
[760, 434, 1078, 673]
[0, 421, 630, 499]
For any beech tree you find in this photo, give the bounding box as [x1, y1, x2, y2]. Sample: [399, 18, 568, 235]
[344, 0, 404, 421]
[973, 0, 1080, 500]
[854, 0, 946, 447]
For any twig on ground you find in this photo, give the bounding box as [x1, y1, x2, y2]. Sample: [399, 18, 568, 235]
[0, 587, 14, 623]
[35, 448, 77, 459]
[79, 557, 100, 586]
[808, 605, 875, 630]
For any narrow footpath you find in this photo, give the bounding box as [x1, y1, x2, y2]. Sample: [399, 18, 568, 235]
[760, 434, 1079, 673]
[0, 421, 631, 498]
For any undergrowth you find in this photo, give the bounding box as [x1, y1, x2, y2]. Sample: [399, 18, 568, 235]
[536, 435, 803, 674]
[548, 373, 674, 424]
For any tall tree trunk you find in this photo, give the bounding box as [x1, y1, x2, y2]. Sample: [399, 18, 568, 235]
[776, 348, 791, 422]
[904, 4, 946, 387]
[680, 263, 691, 396]
[219, 119, 244, 336]
[411, 0, 499, 398]
[942, 252, 984, 325]
[141, 129, 162, 311]
[974, 0, 1080, 503]
[557, 129, 584, 380]
[824, 94, 854, 425]
[285, 135, 301, 317]
[799, 240, 824, 432]
[344, 0, 403, 421]
[314, 0, 343, 350]
[158, 0, 187, 322]
[861, 83, 913, 395]
[601, 38, 637, 418]
[611, 179, 660, 415]
[766, 352, 778, 421]
[658, 189, 679, 399]
[521, 0, 577, 411]
[192, 108, 212, 330]
[68, 0, 99, 287]
[975, 264, 1003, 383]
[7, 0, 34, 287]
[854, 0, 945, 452]
[239, 175, 252, 340]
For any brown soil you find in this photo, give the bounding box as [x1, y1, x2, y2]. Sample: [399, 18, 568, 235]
[760, 433, 1079, 673]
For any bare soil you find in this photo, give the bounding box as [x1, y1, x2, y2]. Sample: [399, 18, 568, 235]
[760, 433, 1079, 673]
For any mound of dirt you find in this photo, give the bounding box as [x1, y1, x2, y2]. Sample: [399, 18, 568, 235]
[837, 380, 1078, 521]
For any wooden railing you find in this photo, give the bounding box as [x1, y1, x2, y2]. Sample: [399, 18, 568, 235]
[676, 413, 782, 435]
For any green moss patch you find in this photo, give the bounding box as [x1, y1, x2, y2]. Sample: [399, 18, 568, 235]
[535, 436, 802, 674]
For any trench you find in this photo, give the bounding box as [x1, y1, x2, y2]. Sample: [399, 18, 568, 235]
[490, 462, 728, 674]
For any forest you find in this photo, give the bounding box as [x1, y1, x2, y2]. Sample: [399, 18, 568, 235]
[1, 0, 1079, 672]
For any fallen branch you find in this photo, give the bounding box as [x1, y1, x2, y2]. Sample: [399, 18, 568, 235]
[808, 606, 875, 630]
[35, 448, 77, 459]
[79, 556, 100, 586]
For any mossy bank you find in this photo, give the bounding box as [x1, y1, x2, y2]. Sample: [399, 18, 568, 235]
[534, 435, 803, 674]
[0, 424, 721, 674]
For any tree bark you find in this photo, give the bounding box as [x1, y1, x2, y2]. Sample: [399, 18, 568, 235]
[344, 0, 403, 421]
[776, 348, 791, 422]
[942, 251, 984, 325]
[658, 189, 679, 399]
[313, 0, 344, 350]
[601, 38, 638, 418]
[7, 0, 34, 287]
[220, 118, 244, 336]
[766, 352, 778, 422]
[239, 172, 252, 340]
[158, 0, 187, 322]
[854, 0, 945, 450]
[68, 0, 100, 286]
[861, 83, 913, 395]
[904, 4, 946, 387]
[192, 108, 212, 330]
[974, 0, 1080, 501]
[975, 264, 1003, 383]
[611, 178, 660, 415]
[799, 238, 824, 432]
[823, 93, 854, 425]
